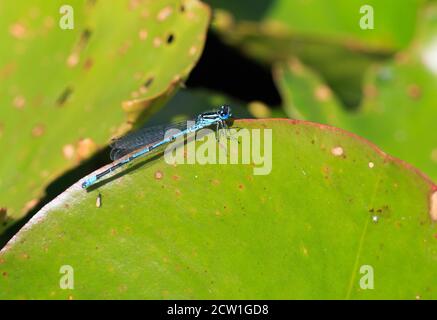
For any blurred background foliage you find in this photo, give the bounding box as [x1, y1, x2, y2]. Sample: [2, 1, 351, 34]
[206, 0, 424, 108]
[1, 0, 437, 247]
[200, 0, 437, 182]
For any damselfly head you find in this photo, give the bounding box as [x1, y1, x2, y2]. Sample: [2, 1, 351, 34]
[218, 105, 232, 120]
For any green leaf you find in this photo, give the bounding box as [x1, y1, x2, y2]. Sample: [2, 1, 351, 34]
[274, 59, 347, 127]
[206, 0, 421, 107]
[0, 0, 210, 231]
[207, 0, 423, 51]
[276, 4, 437, 181]
[1, 116, 436, 299]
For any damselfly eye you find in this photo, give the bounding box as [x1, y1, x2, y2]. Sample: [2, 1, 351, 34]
[217, 105, 231, 120]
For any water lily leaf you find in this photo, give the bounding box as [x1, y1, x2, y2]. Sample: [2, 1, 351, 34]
[276, 4, 437, 181]
[1, 118, 436, 299]
[0, 0, 210, 231]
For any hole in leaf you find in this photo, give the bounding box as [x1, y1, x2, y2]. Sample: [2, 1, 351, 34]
[144, 77, 154, 88]
[78, 29, 92, 49]
[166, 33, 175, 44]
[56, 86, 73, 106]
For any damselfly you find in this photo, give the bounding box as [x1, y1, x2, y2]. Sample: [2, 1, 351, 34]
[81, 105, 232, 189]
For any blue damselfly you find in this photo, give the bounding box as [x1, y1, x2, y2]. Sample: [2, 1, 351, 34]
[81, 106, 232, 189]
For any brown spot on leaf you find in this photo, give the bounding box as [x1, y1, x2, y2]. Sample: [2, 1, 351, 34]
[154, 170, 164, 180]
[172, 175, 180, 181]
[118, 41, 132, 55]
[153, 37, 163, 47]
[138, 85, 148, 95]
[189, 46, 197, 56]
[407, 84, 421, 100]
[77, 138, 97, 160]
[2, 271, 8, 278]
[138, 29, 148, 41]
[331, 146, 344, 157]
[140, 8, 149, 18]
[186, 10, 196, 20]
[67, 52, 79, 67]
[62, 144, 75, 160]
[211, 179, 220, 186]
[96, 193, 102, 208]
[430, 191, 437, 221]
[32, 124, 45, 137]
[314, 85, 332, 102]
[287, 58, 304, 74]
[83, 58, 93, 71]
[43, 16, 55, 29]
[13, 95, 26, 109]
[157, 6, 173, 21]
[128, 0, 140, 10]
[9, 22, 27, 39]
[322, 165, 331, 179]
[0, 62, 16, 79]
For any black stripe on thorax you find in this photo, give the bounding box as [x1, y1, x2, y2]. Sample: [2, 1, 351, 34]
[199, 112, 219, 119]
